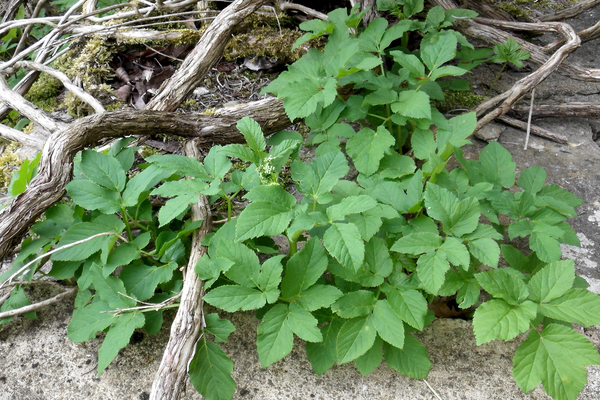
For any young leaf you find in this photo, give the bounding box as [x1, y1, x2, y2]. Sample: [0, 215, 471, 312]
[203, 285, 267, 312]
[472, 299, 537, 345]
[538, 289, 600, 327]
[294, 284, 344, 311]
[120, 261, 178, 301]
[97, 311, 145, 374]
[146, 154, 209, 178]
[517, 166, 546, 194]
[157, 192, 198, 227]
[385, 286, 428, 331]
[421, 31, 457, 72]
[467, 238, 499, 268]
[424, 183, 458, 228]
[215, 241, 260, 288]
[331, 290, 377, 318]
[291, 151, 349, 204]
[439, 237, 470, 270]
[346, 126, 395, 176]
[256, 304, 294, 367]
[371, 299, 405, 349]
[189, 338, 236, 400]
[513, 324, 600, 400]
[391, 232, 442, 255]
[326, 195, 378, 222]
[80, 150, 126, 192]
[204, 313, 236, 343]
[391, 90, 431, 120]
[478, 141, 516, 188]
[336, 315, 377, 364]
[475, 269, 529, 305]
[236, 117, 266, 154]
[417, 250, 450, 295]
[323, 222, 364, 271]
[67, 300, 115, 342]
[384, 335, 431, 379]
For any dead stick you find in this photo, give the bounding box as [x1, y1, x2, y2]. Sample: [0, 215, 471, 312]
[498, 115, 570, 145]
[524, 88, 535, 150]
[511, 102, 600, 118]
[0, 287, 77, 319]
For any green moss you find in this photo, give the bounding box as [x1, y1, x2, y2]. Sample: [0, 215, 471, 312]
[140, 146, 162, 159]
[224, 27, 305, 63]
[0, 142, 22, 191]
[433, 90, 485, 113]
[25, 73, 62, 112]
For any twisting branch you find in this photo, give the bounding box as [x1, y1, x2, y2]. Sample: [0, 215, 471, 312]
[538, 0, 600, 21]
[0, 286, 78, 320]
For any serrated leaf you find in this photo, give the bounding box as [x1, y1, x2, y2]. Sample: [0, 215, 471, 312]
[189, 339, 235, 400]
[0, 286, 35, 324]
[529, 231, 561, 263]
[236, 117, 266, 154]
[280, 76, 338, 121]
[391, 232, 442, 255]
[157, 192, 198, 227]
[384, 335, 431, 379]
[424, 183, 457, 226]
[291, 151, 349, 203]
[97, 312, 145, 374]
[468, 238, 499, 267]
[372, 300, 405, 349]
[439, 237, 470, 270]
[354, 336, 384, 376]
[473, 299, 537, 345]
[475, 269, 529, 305]
[51, 216, 124, 261]
[257, 304, 294, 367]
[346, 126, 395, 176]
[478, 141, 516, 188]
[122, 164, 172, 206]
[326, 195, 378, 221]
[80, 150, 126, 192]
[513, 324, 600, 400]
[417, 250, 450, 295]
[204, 313, 236, 343]
[337, 315, 377, 364]
[538, 289, 600, 327]
[203, 285, 266, 312]
[66, 180, 121, 214]
[421, 31, 457, 71]
[286, 303, 322, 342]
[528, 260, 575, 303]
[323, 222, 364, 271]
[281, 238, 328, 301]
[295, 284, 343, 311]
[386, 287, 428, 330]
[67, 300, 115, 342]
[331, 290, 377, 318]
[90, 263, 135, 309]
[391, 90, 431, 120]
[120, 261, 178, 301]
[306, 319, 343, 375]
[449, 197, 480, 237]
[215, 241, 260, 288]
[517, 166, 546, 194]
[146, 154, 209, 178]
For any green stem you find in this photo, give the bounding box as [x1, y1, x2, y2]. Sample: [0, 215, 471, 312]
[227, 197, 232, 221]
[289, 230, 303, 257]
[487, 62, 506, 96]
[121, 207, 134, 241]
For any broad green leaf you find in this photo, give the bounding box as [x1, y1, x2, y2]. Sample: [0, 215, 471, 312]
[204, 313, 236, 343]
[417, 250, 450, 295]
[286, 303, 322, 342]
[346, 126, 395, 176]
[472, 299, 537, 345]
[326, 195, 378, 221]
[295, 284, 343, 311]
[385, 287, 428, 330]
[291, 151, 349, 203]
[67, 300, 115, 342]
[215, 241, 260, 288]
[204, 146, 232, 180]
[354, 336, 383, 376]
[221, 143, 257, 164]
[517, 166, 546, 194]
[529, 231, 561, 263]
[363, 87, 398, 105]
[390, 51, 425, 78]
[448, 197, 480, 237]
[331, 290, 377, 318]
[528, 260, 575, 303]
[439, 237, 470, 270]
[236, 117, 266, 154]
[0, 286, 35, 324]
[146, 154, 209, 178]
[391, 232, 442, 255]
[362, 237, 393, 285]
[120, 261, 178, 301]
[421, 31, 457, 72]
[468, 238, 499, 267]
[80, 150, 126, 192]
[66, 180, 121, 214]
[279, 76, 338, 121]
[475, 269, 529, 305]
[235, 186, 296, 241]
[424, 183, 457, 227]
[257, 304, 294, 367]
[150, 179, 210, 197]
[189, 339, 236, 400]
[257, 255, 283, 303]
[372, 300, 405, 349]
[306, 319, 343, 375]
[538, 289, 600, 327]
[391, 90, 431, 120]
[90, 263, 135, 309]
[281, 238, 328, 301]
[97, 312, 145, 374]
[203, 285, 266, 312]
[323, 222, 364, 271]
[384, 335, 431, 379]
[157, 192, 198, 227]
[336, 315, 377, 364]
[513, 324, 600, 400]
[379, 153, 416, 179]
[195, 255, 233, 289]
[478, 141, 516, 188]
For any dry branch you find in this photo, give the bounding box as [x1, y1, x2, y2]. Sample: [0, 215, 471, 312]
[511, 102, 600, 118]
[0, 97, 289, 261]
[498, 115, 570, 145]
[149, 140, 211, 400]
[0, 286, 77, 320]
[538, 0, 600, 21]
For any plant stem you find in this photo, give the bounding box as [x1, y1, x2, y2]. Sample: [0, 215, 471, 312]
[487, 62, 506, 96]
[121, 207, 134, 241]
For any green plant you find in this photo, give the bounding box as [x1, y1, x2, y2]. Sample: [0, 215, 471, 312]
[487, 37, 530, 94]
[1, 3, 599, 400]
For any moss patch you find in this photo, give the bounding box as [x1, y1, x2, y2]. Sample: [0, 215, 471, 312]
[0, 142, 22, 192]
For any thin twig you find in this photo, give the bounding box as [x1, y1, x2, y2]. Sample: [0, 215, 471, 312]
[524, 88, 535, 150]
[0, 286, 77, 319]
[423, 379, 444, 400]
